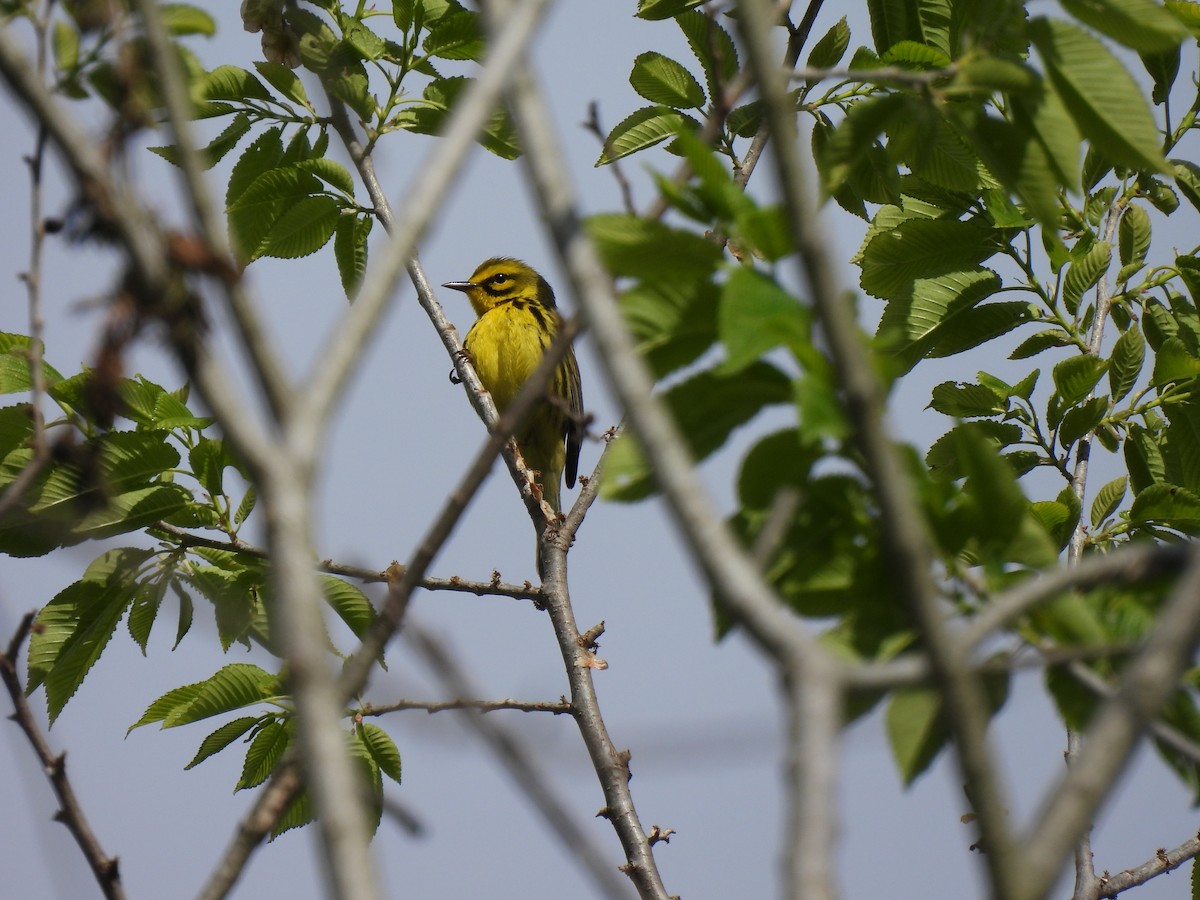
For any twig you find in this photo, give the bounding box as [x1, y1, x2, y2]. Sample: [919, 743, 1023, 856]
[151, 520, 542, 600]
[789, 63, 957, 87]
[361, 696, 573, 716]
[405, 624, 632, 900]
[2, 614, 128, 900]
[1092, 832, 1200, 898]
[194, 762, 303, 900]
[735, 1, 1020, 897]
[583, 102, 635, 214]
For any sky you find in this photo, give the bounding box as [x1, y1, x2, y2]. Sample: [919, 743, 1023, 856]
[1, 3, 1198, 899]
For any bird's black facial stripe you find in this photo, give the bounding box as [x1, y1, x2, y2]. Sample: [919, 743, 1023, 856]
[481, 273, 513, 296]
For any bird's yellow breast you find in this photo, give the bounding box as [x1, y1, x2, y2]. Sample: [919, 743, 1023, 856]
[464, 300, 551, 411]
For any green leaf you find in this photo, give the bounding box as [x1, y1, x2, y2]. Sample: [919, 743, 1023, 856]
[587, 215, 722, 281]
[1126, 422, 1167, 493]
[160, 3, 216, 36]
[422, 10, 483, 61]
[926, 421, 1023, 479]
[260, 195, 340, 260]
[928, 382, 1005, 418]
[819, 93, 909, 199]
[1174, 160, 1200, 212]
[867, 0, 922, 54]
[52, 20, 80, 71]
[1060, 0, 1188, 53]
[875, 268, 1003, 373]
[1059, 395, 1109, 448]
[185, 716, 262, 769]
[1153, 337, 1200, 386]
[358, 722, 402, 784]
[630, 51, 705, 109]
[1053, 354, 1109, 405]
[1029, 18, 1169, 174]
[238, 718, 292, 790]
[718, 268, 809, 372]
[343, 19, 386, 60]
[603, 362, 793, 501]
[1091, 475, 1128, 526]
[637, 0, 706, 20]
[1109, 325, 1145, 402]
[1119, 204, 1151, 267]
[675, 10, 739, 104]
[199, 65, 272, 103]
[130, 663, 281, 731]
[30, 548, 152, 722]
[323, 575, 376, 641]
[234, 486, 257, 525]
[334, 214, 372, 300]
[1142, 44, 1181, 105]
[1010, 329, 1074, 359]
[127, 576, 168, 654]
[1062, 241, 1111, 315]
[886, 688, 946, 785]
[860, 218, 997, 301]
[253, 61, 310, 106]
[595, 106, 698, 165]
[806, 17, 851, 72]
[619, 277, 719, 378]
[1164, 396, 1200, 490]
[1130, 482, 1200, 531]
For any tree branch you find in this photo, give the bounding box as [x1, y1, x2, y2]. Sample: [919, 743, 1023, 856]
[2, 614, 128, 900]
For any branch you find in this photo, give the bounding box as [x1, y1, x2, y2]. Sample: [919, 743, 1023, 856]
[1020, 547, 1200, 900]
[734, 1, 1020, 897]
[361, 697, 573, 716]
[405, 625, 633, 900]
[2, 614, 128, 900]
[790, 63, 957, 87]
[497, 7, 847, 897]
[1092, 832, 1200, 898]
[151, 521, 543, 600]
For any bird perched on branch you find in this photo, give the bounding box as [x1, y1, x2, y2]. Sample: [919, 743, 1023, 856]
[443, 258, 584, 517]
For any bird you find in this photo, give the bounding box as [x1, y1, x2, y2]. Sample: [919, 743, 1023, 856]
[442, 258, 584, 519]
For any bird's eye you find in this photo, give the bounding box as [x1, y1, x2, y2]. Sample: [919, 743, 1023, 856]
[492, 274, 509, 285]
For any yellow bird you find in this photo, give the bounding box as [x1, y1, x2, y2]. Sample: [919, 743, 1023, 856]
[443, 258, 584, 516]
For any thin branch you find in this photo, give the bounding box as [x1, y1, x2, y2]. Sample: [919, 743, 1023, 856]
[499, 10, 843, 897]
[151, 521, 542, 600]
[789, 63, 957, 87]
[193, 762, 303, 900]
[1092, 832, 1200, 899]
[734, 2, 1019, 898]
[1020, 546, 1200, 900]
[405, 624, 633, 900]
[583, 102, 635, 214]
[2, 614, 128, 900]
[361, 696, 573, 716]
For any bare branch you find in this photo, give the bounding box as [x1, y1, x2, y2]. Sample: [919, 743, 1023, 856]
[361, 697, 573, 716]
[1092, 832, 1200, 899]
[405, 625, 633, 900]
[2, 614, 128, 900]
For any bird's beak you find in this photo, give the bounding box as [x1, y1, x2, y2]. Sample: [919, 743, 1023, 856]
[442, 281, 475, 292]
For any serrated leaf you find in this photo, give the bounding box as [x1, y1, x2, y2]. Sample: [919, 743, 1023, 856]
[160, 3, 216, 36]
[926, 421, 1023, 479]
[1109, 325, 1145, 402]
[343, 19, 386, 60]
[1062, 241, 1111, 315]
[1174, 159, 1200, 212]
[1059, 395, 1109, 447]
[928, 381, 1007, 418]
[1091, 475, 1128, 526]
[234, 486, 257, 525]
[323, 575, 376, 641]
[587, 214, 722, 280]
[595, 106, 698, 166]
[1053, 354, 1109, 405]
[185, 716, 262, 769]
[619, 277, 719, 378]
[637, 0, 706, 20]
[358, 722, 402, 783]
[334, 214, 372, 300]
[630, 51, 705, 109]
[238, 718, 292, 790]
[886, 688, 946, 785]
[860, 218, 997, 301]
[1061, 0, 1188, 53]
[200, 65, 272, 103]
[676, 9, 738, 104]
[1030, 18, 1169, 174]
[1154, 337, 1200, 386]
[1010, 329, 1074, 359]
[131, 663, 281, 731]
[807, 17, 851, 72]
[422, 11, 483, 61]
[1130, 482, 1200, 531]
[1119, 204, 1151, 267]
[127, 576, 168, 654]
[253, 61, 310, 106]
[718, 267, 809, 372]
[602, 362, 793, 501]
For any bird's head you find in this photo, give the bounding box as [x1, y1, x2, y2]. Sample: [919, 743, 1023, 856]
[443, 257, 556, 316]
